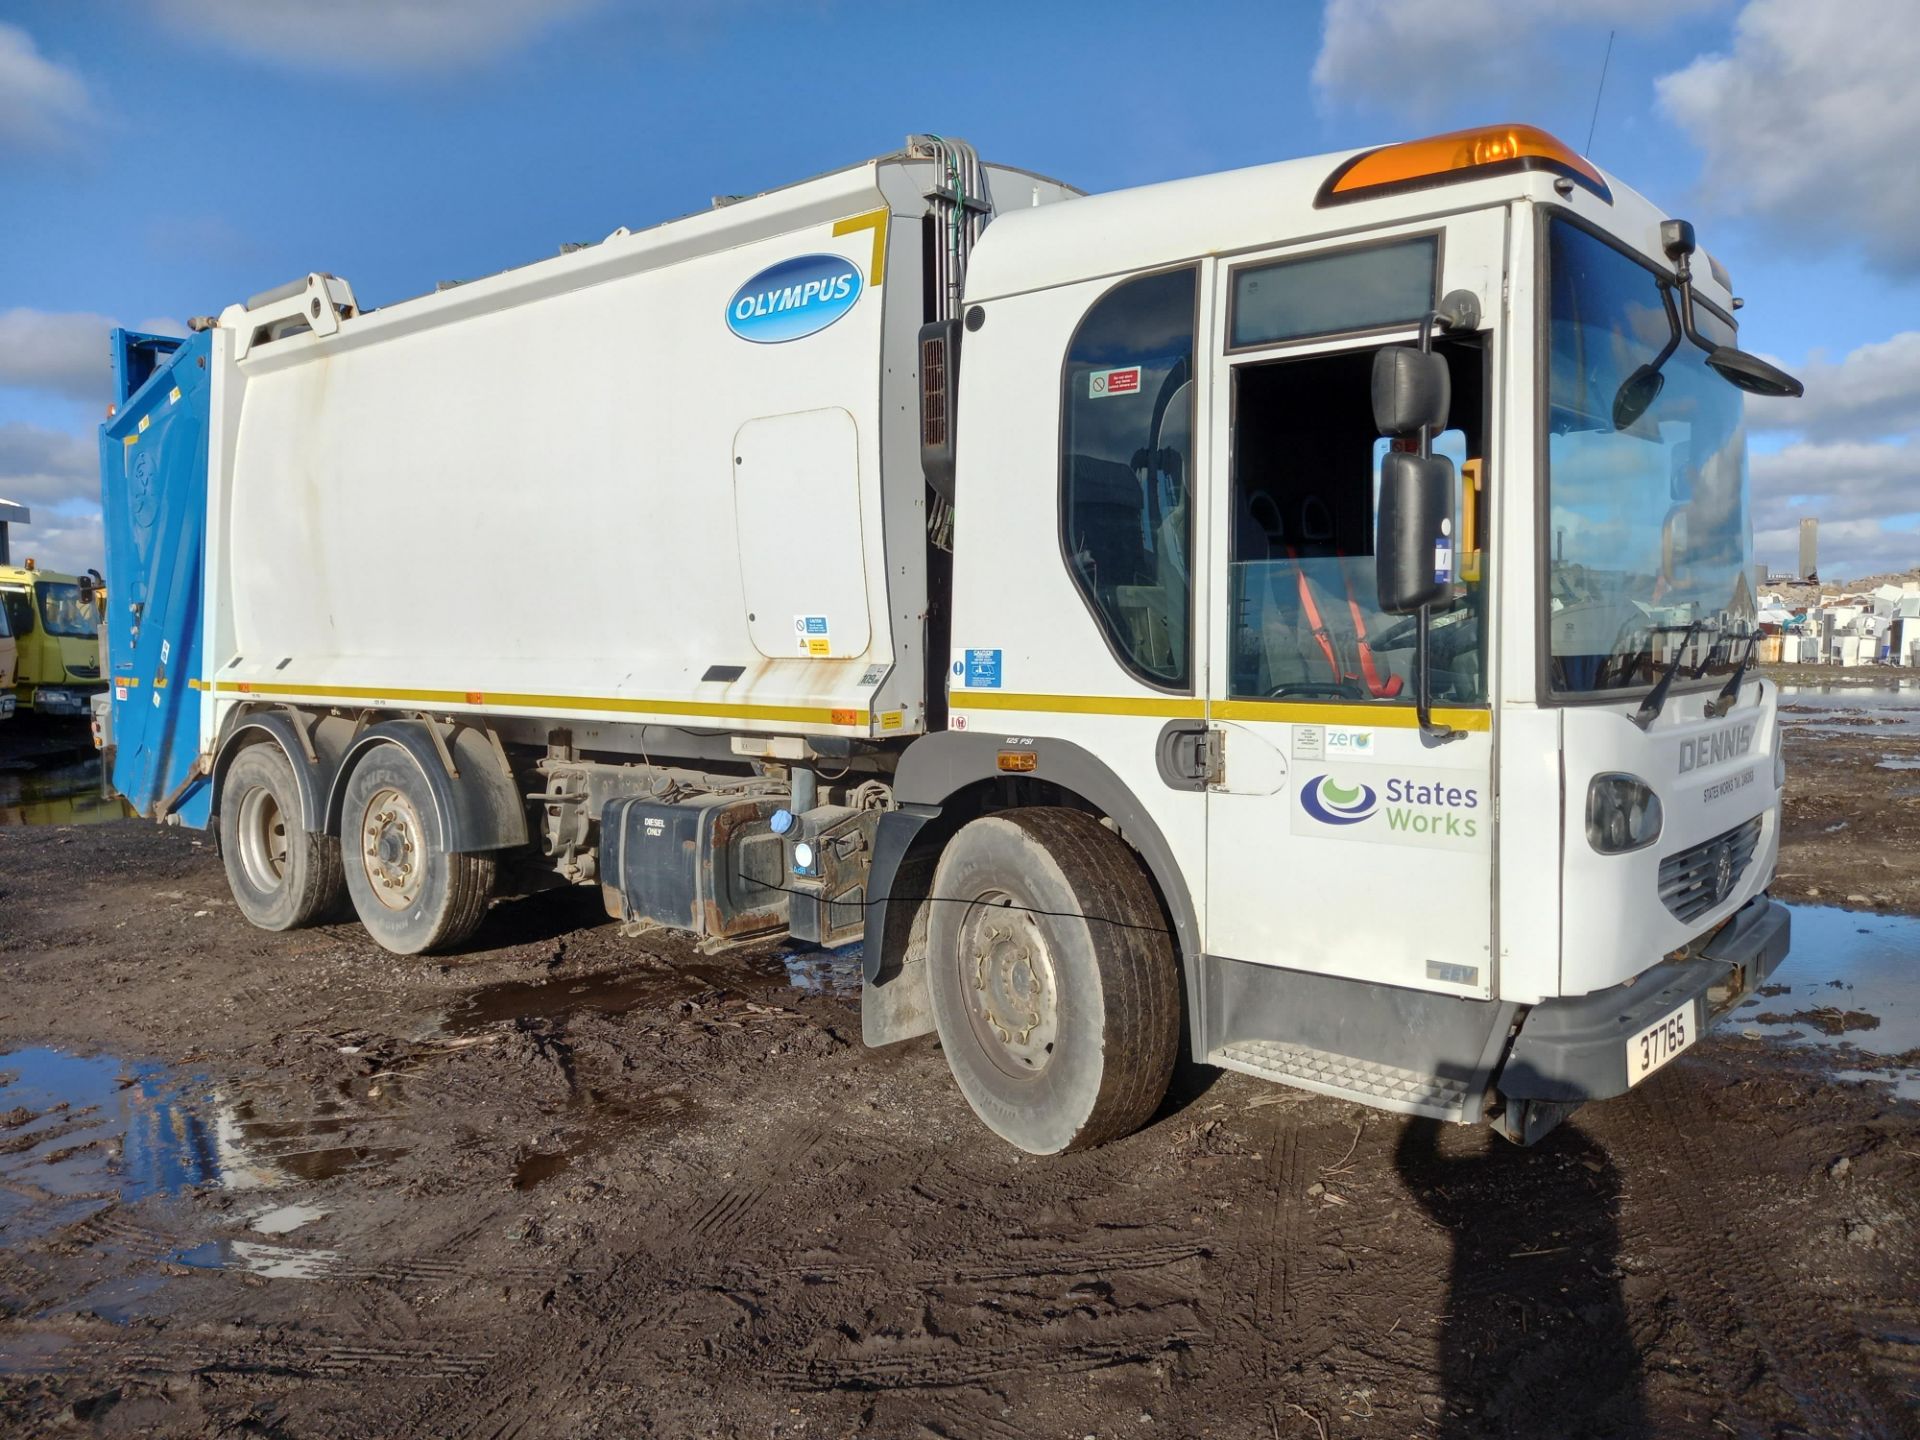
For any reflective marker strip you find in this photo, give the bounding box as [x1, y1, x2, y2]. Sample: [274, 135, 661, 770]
[960, 690, 1491, 731]
[210, 680, 856, 727]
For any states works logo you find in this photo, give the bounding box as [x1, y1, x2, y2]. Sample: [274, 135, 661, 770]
[1299, 774, 1378, 825]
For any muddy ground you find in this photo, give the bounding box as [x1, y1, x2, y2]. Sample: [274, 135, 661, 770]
[0, 683, 1916, 1440]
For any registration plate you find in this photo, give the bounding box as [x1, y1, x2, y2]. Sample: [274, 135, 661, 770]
[1626, 1000, 1695, 1087]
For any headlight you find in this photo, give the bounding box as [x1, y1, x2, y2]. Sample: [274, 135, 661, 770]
[1586, 773, 1662, 854]
[792, 840, 816, 874]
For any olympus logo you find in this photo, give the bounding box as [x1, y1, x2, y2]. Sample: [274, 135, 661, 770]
[1678, 719, 1756, 774]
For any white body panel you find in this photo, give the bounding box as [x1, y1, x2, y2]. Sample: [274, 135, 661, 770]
[203, 157, 1076, 745]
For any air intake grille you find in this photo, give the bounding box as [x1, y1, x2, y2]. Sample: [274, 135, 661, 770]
[1659, 816, 1762, 923]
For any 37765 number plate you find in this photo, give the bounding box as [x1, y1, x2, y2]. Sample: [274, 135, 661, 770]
[1627, 1001, 1695, 1087]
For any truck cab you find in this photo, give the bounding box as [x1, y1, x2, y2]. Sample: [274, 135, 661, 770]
[0, 597, 15, 722]
[0, 563, 105, 718]
[874, 125, 1798, 1149]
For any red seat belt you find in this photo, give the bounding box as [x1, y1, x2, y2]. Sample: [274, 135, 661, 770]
[1338, 562, 1404, 698]
[1286, 546, 1347, 685]
[1285, 546, 1404, 699]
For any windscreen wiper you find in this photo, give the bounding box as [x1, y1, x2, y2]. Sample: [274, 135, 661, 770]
[1632, 618, 1702, 730]
[1705, 630, 1759, 718]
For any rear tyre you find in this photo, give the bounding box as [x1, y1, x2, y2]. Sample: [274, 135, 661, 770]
[220, 743, 344, 931]
[340, 745, 495, 955]
[926, 807, 1180, 1154]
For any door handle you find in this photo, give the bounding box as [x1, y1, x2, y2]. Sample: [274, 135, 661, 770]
[1155, 720, 1221, 791]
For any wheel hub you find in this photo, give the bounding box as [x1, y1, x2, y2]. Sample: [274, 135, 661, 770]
[236, 785, 289, 890]
[962, 898, 1058, 1074]
[360, 787, 424, 910]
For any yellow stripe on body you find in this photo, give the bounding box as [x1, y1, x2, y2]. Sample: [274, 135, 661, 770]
[956, 690, 1490, 731]
[210, 680, 854, 728]
[831, 208, 889, 286]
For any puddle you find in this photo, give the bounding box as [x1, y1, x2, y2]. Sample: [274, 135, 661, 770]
[171, 1237, 342, 1279]
[782, 944, 864, 996]
[0, 1047, 409, 1236]
[0, 752, 134, 827]
[509, 1085, 695, 1190]
[1874, 757, 1920, 771]
[441, 945, 860, 1038]
[1744, 906, 1920, 1100]
[1779, 685, 1920, 737]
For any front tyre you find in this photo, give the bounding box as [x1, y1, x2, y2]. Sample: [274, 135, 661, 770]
[220, 743, 345, 931]
[340, 745, 495, 955]
[926, 807, 1180, 1154]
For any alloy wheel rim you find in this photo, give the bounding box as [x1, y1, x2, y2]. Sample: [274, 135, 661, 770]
[236, 785, 289, 890]
[360, 786, 425, 911]
[958, 892, 1059, 1078]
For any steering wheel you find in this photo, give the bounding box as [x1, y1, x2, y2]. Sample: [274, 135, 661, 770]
[1370, 614, 1420, 651]
[1268, 681, 1366, 700]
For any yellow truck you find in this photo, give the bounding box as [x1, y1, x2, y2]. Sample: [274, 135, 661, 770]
[0, 562, 104, 718]
[0, 596, 15, 723]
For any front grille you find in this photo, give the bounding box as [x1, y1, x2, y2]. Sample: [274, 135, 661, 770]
[1659, 816, 1762, 923]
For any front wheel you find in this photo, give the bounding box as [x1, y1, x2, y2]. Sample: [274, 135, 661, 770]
[926, 807, 1180, 1154]
[340, 745, 495, 955]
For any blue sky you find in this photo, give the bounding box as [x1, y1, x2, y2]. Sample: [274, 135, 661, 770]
[2, 0, 1916, 578]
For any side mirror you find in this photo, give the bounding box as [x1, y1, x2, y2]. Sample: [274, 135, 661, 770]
[1371, 346, 1450, 436]
[1376, 451, 1457, 614]
[1706, 345, 1803, 398]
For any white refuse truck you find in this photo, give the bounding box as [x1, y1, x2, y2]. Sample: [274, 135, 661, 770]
[101, 127, 1802, 1153]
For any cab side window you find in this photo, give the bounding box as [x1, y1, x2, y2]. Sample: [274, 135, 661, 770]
[1227, 343, 1487, 705]
[1060, 268, 1197, 691]
[0, 588, 31, 638]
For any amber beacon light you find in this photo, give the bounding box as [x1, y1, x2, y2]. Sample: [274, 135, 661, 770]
[1316, 124, 1612, 207]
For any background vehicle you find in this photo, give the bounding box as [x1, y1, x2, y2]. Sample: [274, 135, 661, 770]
[0, 561, 104, 718]
[100, 126, 1799, 1153]
[0, 597, 15, 722]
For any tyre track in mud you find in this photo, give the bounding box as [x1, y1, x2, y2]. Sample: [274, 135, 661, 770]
[1609, 1069, 1917, 1438]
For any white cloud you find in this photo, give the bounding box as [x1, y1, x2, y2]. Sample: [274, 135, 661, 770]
[155, 0, 607, 72]
[0, 310, 184, 404]
[0, 421, 104, 575]
[1755, 517, 1916, 582]
[1314, 0, 1723, 121]
[8, 506, 105, 578]
[1748, 331, 1920, 444]
[1750, 440, 1919, 579]
[0, 309, 119, 404]
[0, 21, 94, 154]
[1657, 0, 1920, 275]
[0, 421, 98, 511]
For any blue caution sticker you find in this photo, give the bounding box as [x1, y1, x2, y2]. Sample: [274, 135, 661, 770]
[963, 649, 1003, 688]
[1433, 538, 1453, 584]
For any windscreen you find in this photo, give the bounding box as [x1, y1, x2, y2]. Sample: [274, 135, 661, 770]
[36, 583, 96, 638]
[1544, 218, 1754, 696]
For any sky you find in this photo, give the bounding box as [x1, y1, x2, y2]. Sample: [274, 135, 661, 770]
[1, 0, 1916, 580]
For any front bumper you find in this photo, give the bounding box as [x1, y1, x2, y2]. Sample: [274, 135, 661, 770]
[1498, 894, 1791, 1109]
[31, 684, 103, 717]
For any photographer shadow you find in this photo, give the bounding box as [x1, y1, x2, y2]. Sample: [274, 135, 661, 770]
[1394, 1118, 1645, 1438]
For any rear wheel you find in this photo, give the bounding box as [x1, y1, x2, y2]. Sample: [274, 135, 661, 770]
[340, 745, 495, 955]
[926, 807, 1180, 1154]
[220, 743, 344, 930]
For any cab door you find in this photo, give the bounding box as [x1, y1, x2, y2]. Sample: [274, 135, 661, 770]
[1200, 218, 1502, 999]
